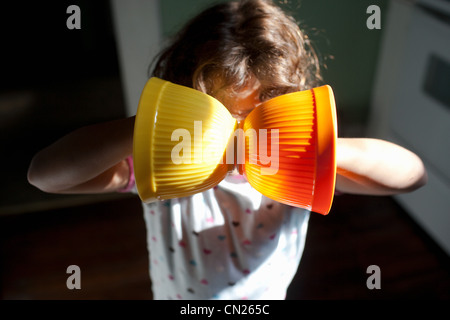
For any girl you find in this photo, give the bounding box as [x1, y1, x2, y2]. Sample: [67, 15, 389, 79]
[27, 0, 427, 299]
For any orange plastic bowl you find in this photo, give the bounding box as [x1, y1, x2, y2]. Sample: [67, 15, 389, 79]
[243, 85, 337, 215]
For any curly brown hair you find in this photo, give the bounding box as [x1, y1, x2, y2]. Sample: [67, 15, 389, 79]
[151, 0, 322, 102]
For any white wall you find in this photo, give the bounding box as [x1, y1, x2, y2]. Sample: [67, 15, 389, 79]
[369, 0, 450, 255]
[110, 0, 162, 117]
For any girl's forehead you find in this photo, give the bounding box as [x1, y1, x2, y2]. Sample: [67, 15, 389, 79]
[213, 82, 262, 121]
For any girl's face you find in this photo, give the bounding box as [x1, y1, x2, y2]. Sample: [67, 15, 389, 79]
[214, 79, 262, 121]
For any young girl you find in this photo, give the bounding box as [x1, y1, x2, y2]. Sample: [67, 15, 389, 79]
[27, 0, 427, 300]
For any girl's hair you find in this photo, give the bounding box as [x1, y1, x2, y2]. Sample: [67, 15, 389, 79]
[151, 0, 321, 102]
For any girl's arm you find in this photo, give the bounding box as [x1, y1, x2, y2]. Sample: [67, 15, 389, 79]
[28, 120, 427, 197]
[335, 138, 428, 195]
[27, 116, 135, 194]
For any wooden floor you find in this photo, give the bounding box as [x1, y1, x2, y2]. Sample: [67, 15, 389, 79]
[1, 192, 449, 300]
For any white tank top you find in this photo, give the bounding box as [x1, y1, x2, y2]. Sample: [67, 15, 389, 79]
[136, 173, 310, 300]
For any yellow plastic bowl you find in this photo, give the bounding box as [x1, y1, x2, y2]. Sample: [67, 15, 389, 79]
[133, 77, 237, 202]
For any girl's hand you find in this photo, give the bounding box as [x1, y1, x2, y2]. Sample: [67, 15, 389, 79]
[335, 138, 427, 195]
